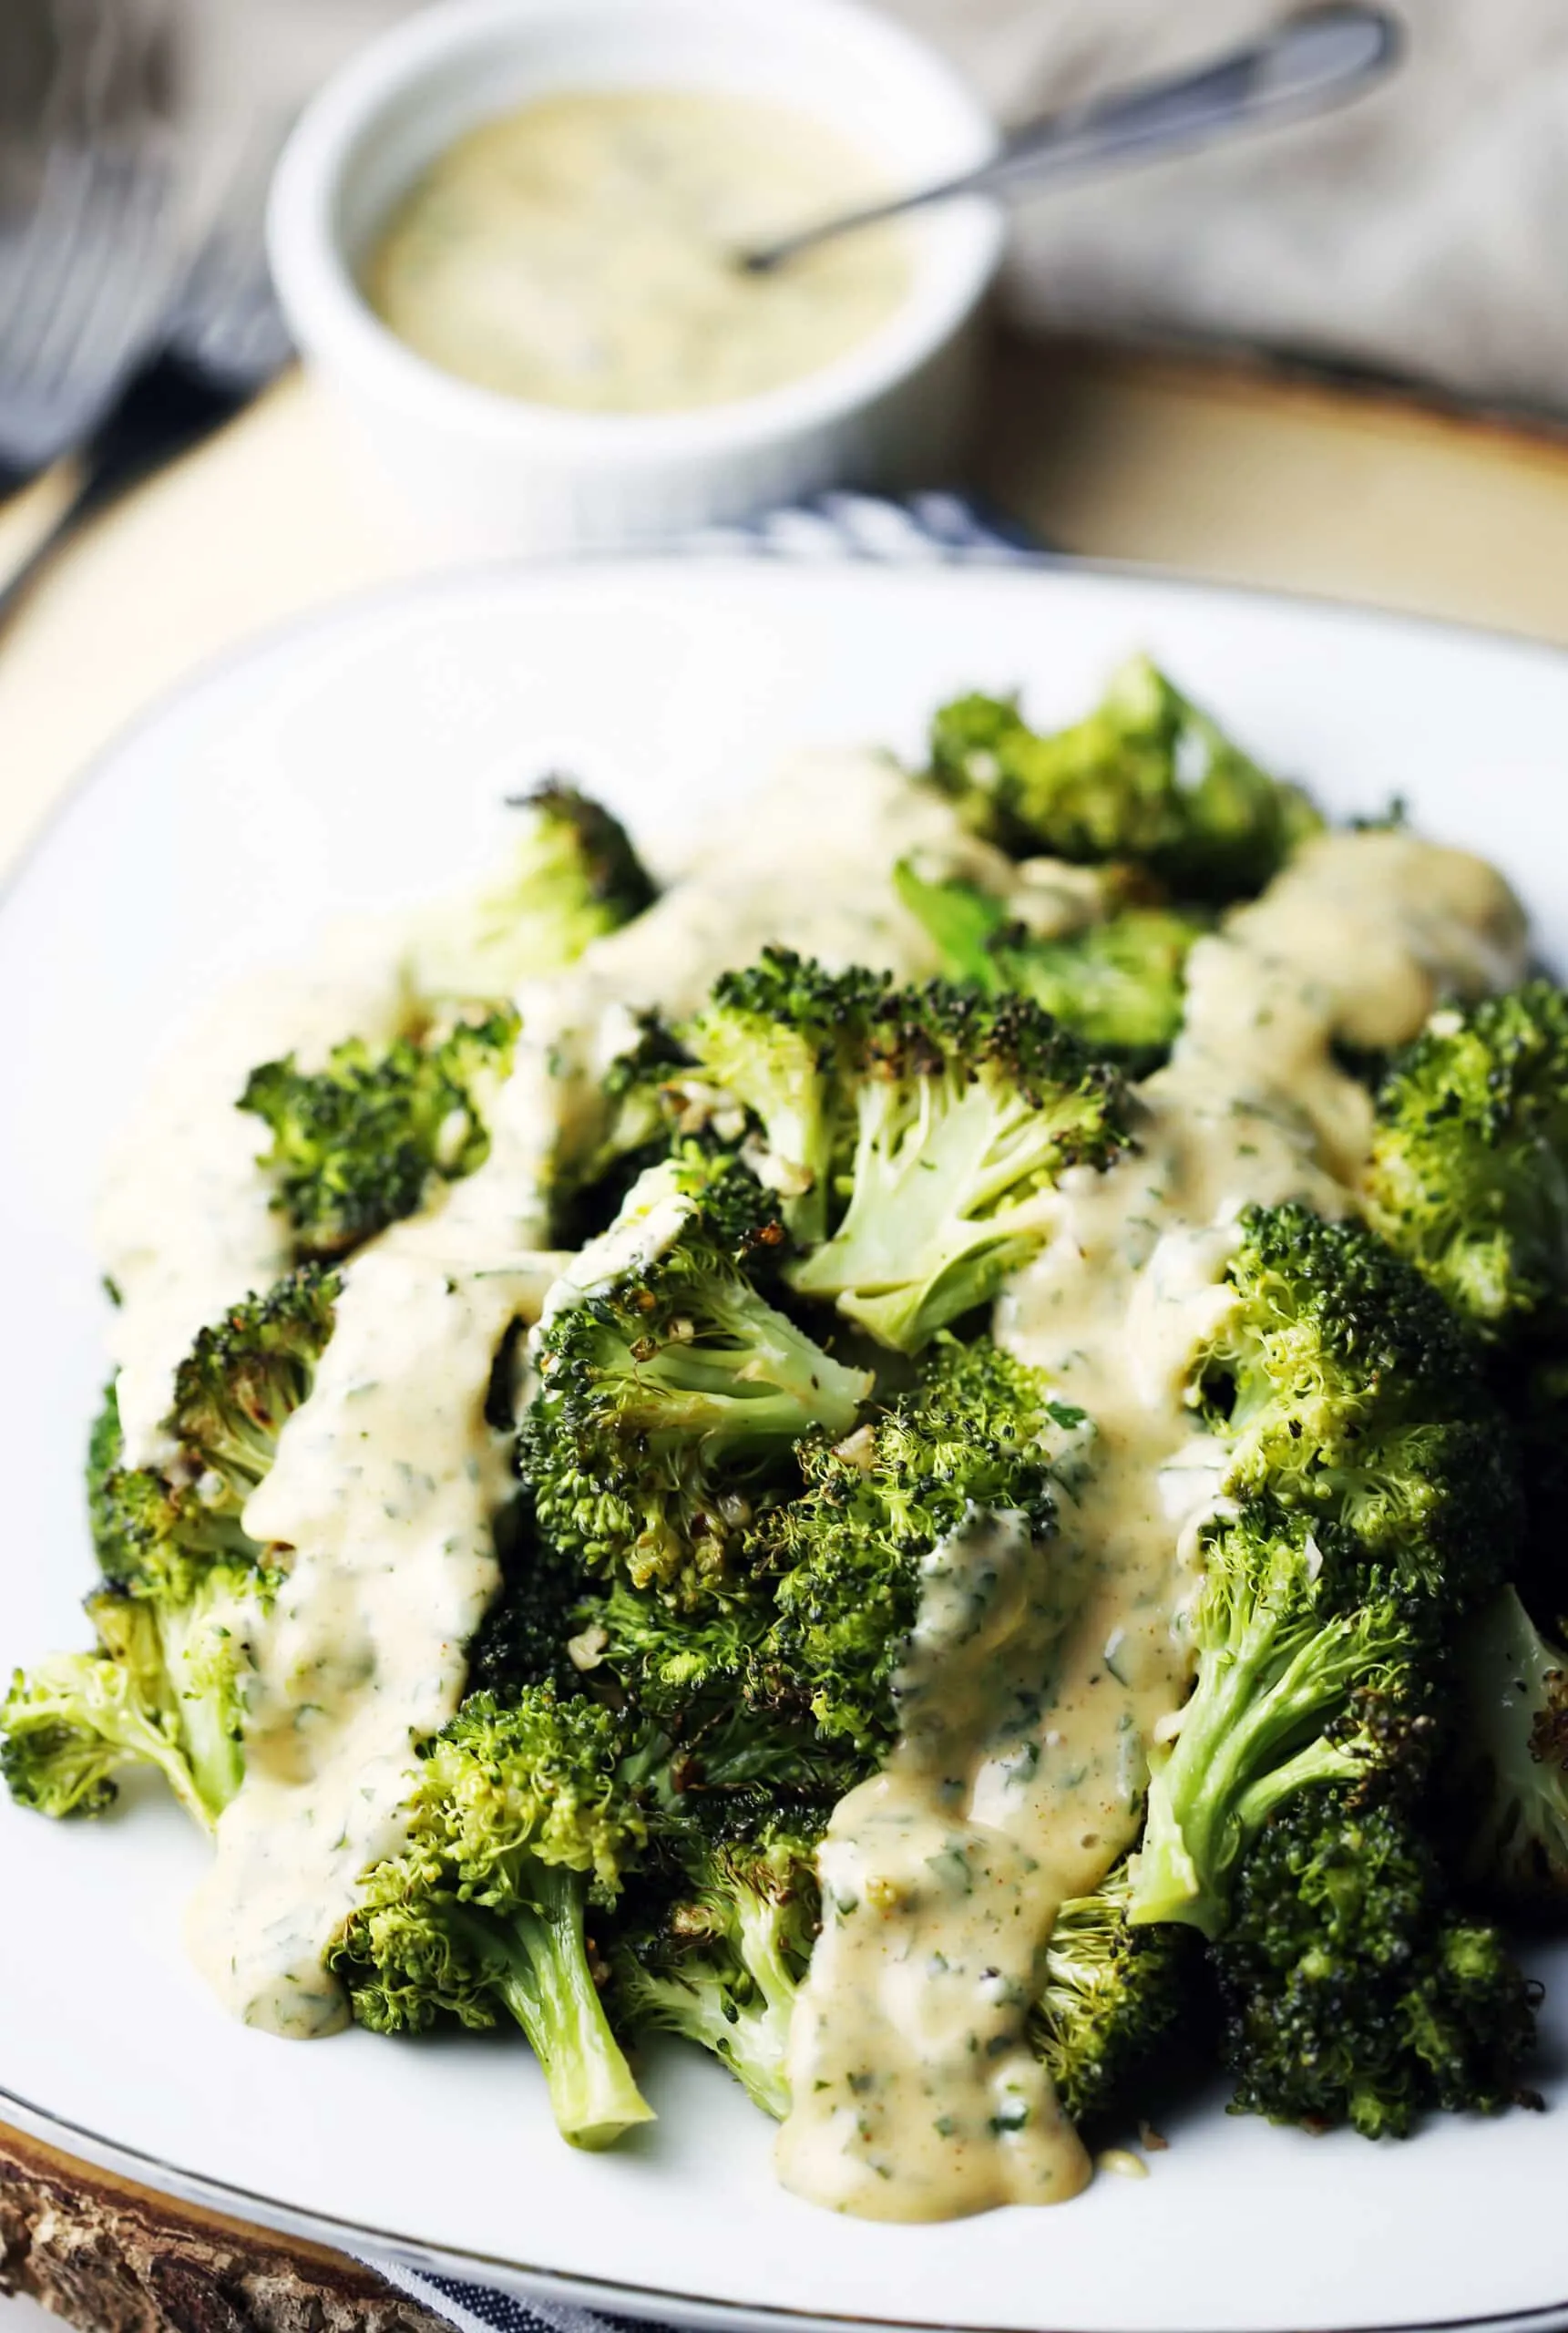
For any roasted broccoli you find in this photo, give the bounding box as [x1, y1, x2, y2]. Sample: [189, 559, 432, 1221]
[1, 1592, 216, 1826]
[1454, 1586, 1568, 1908]
[784, 981, 1131, 1354]
[678, 951, 891, 1246]
[329, 1686, 654, 2150]
[3, 1270, 337, 1827]
[894, 860, 1204, 1067]
[407, 778, 656, 1002]
[614, 1810, 822, 2119]
[241, 1008, 518, 1261]
[1365, 982, 1568, 1341]
[927, 657, 1321, 900]
[521, 1161, 872, 1604]
[1029, 1862, 1201, 2129]
[1130, 1206, 1513, 1935]
[1214, 1789, 1539, 2137]
[754, 1335, 1072, 1757]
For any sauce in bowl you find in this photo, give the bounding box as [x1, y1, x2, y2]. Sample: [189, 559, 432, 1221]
[364, 89, 911, 415]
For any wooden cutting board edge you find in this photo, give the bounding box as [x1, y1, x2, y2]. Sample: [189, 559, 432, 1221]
[0, 2115, 446, 2333]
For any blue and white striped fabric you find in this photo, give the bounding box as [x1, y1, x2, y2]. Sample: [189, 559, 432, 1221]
[353, 487, 1034, 2333]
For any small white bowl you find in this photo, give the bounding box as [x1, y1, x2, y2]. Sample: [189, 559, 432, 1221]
[267, 0, 1003, 557]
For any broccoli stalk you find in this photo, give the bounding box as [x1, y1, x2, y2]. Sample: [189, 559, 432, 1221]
[241, 1008, 518, 1262]
[1131, 1509, 1415, 1935]
[614, 1818, 821, 2119]
[522, 1161, 872, 1603]
[1214, 1790, 1539, 2137]
[894, 860, 1204, 1070]
[1455, 1586, 1568, 1906]
[330, 1688, 653, 2151]
[784, 982, 1130, 1353]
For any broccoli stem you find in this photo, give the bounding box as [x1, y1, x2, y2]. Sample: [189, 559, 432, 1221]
[1131, 1605, 1371, 1936]
[456, 1871, 654, 2151]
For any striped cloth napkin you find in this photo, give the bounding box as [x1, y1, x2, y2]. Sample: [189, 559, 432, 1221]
[352, 484, 1033, 2333]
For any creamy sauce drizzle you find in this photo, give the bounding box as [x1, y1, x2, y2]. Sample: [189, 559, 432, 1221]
[776, 828, 1526, 2219]
[366, 92, 909, 415]
[183, 753, 973, 2034]
[97, 928, 413, 1466]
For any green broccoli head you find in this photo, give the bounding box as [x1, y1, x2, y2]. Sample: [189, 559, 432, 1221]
[1030, 1861, 1204, 2130]
[407, 779, 656, 1002]
[894, 861, 1204, 1069]
[11, 1269, 337, 1831]
[1130, 1501, 1432, 1937]
[1134, 1205, 1517, 1937]
[521, 1162, 872, 1605]
[1201, 1203, 1516, 1617]
[167, 1265, 341, 1508]
[1454, 1586, 1568, 1910]
[680, 951, 892, 1247]
[614, 1806, 822, 2120]
[1213, 1789, 1540, 2138]
[330, 1685, 653, 2150]
[241, 1009, 518, 1262]
[1, 1589, 219, 1828]
[784, 980, 1131, 1354]
[1365, 982, 1568, 1341]
[754, 1335, 1070, 1757]
[927, 658, 1321, 900]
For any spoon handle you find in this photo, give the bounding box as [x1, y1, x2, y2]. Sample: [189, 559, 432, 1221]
[744, 5, 1402, 272]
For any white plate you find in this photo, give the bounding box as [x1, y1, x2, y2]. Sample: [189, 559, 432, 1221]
[3, 561, 1567, 2333]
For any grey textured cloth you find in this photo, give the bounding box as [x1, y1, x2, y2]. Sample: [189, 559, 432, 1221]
[884, 0, 1568, 414]
[173, 0, 1568, 416]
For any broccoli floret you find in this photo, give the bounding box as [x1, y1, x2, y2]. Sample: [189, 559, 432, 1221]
[241, 1009, 518, 1261]
[407, 779, 656, 1002]
[1214, 1790, 1540, 2137]
[576, 1572, 866, 1808]
[522, 1162, 872, 1605]
[784, 982, 1130, 1354]
[329, 1686, 653, 2151]
[680, 951, 891, 1246]
[1131, 1504, 1429, 1937]
[927, 658, 1321, 900]
[1454, 1586, 1568, 1909]
[1365, 983, 1568, 1341]
[894, 862, 1203, 1068]
[1029, 1862, 1202, 2129]
[753, 1336, 1071, 1757]
[166, 1265, 342, 1507]
[464, 1526, 583, 1701]
[614, 1811, 822, 2119]
[1, 1592, 213, 1827]
[1130, 1206, 1513, 1935]
[1199, 1205, 1516, 1607]
[5, 1270, 336, 1829]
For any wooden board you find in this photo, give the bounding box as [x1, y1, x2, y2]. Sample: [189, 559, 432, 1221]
[0, 2121, 444, 2333]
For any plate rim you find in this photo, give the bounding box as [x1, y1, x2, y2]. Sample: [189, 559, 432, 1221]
[7, 550, 1568, 2333]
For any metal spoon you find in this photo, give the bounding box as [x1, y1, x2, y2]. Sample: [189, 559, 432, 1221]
[740, 4, 1401, 275]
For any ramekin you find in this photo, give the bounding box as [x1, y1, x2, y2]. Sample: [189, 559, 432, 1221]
[267, 0, 1003, 556]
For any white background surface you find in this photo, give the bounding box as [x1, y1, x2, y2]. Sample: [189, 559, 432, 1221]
[2, 562, 1566, 2333]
